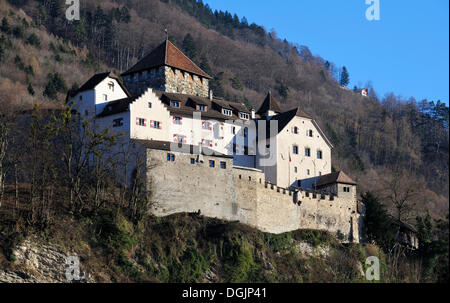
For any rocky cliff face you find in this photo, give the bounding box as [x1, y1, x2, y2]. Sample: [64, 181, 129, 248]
[0, 240, 92, 283]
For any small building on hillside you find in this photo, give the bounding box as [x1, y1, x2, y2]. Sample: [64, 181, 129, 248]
[392, 219, 419, 250]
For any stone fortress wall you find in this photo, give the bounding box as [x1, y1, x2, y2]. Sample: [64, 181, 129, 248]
[123, 66, 209, 97]
[146, 148, 363, 242]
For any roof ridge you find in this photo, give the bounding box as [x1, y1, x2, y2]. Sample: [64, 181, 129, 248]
[166, 40, 212, 78]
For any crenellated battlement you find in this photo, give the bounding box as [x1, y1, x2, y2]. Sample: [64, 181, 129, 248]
[145, 147, 363, 242]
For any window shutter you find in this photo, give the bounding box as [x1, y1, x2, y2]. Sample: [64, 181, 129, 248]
[183, 136, 187, 144]
[150, 120, 154, 128]
[136, 118, 140, 125]
[173, 134, 177, 143]
[202, 121, 205, 129]
[159, 122, 162, 129]
[144, 119, 147, 127]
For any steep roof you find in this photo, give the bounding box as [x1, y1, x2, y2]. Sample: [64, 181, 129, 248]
[262, 107, 313, 136]
[122, 40, 212, 79]
[97, 90, 250, 121]
[256, 92, 282, 115]
[67, 72, 131, 100]
[133, 140, 232, 158]
[316, 171, 357, 187]
[96, 96, 138, 117]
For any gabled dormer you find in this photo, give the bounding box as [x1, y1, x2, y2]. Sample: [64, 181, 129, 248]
[188, 96, 209, 112]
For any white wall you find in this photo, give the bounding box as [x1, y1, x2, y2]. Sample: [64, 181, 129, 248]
[273, 116, 332, 188]
[94, 78, 128, 114]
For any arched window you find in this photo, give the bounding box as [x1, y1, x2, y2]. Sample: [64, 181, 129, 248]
[293, 126, 299, 134]
[108, 81, 114, 91]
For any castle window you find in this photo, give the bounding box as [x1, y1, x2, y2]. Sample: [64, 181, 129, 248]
[223, 109, 232, 116]
[343, 187, 351, 193]
[202, 139, 213, 147]
[209, 160, 215, 168]
[307, 169, 310, 176]
[220, 162, 227, 169]
[294, 167, 298, 173]
[305, 148, 311, 157]
[103, 94, 108, 101]
[150, 120, 162, 129]
[293, 145, 299, 155]
[148, 102, 152, 109]
[319, 171, 322, 176]
[113, 118, 123, 127]
[173, 134, 185, 143]
[240, 113, 249, 120]
[108, 81, 114, 91]
[202, 121, 212, 130]
[173, 116, 182, 125]
[190, 158, 195, 165]
[293, 127, 299, 134]
[317, 150, 323, 159]
[307, 130, 313, 137]
[196, 105, 207, 112]
[136, 118, 146, 126]
[232, 126, 236, 135]
[171, 101, 180, 108]
[167, 153, 175, 162]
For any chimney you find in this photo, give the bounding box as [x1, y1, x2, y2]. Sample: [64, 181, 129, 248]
[251, 108, 255, 119]
[209, 90, 213, 101]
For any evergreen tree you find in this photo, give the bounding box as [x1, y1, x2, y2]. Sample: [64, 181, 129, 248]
[182, 33, 197, 61]
[0, 17, 10, 34]
[27, 82, 35, 96]
[362, 192, 395, 251]
[340, 66, 350, 87]
[199, 56, 212, 75]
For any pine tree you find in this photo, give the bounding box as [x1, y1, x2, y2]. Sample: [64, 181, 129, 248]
[182, 33, 197, 61]
[0, 18, 10, 34]
[27, 82, 35, 96]
[340, 66, 350, 87]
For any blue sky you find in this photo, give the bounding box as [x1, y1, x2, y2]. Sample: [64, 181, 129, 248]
[205, 0, 449, 104]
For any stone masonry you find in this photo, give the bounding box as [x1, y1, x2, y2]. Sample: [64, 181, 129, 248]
[124, 66, 209, 97]
[146, 148, 363, 242]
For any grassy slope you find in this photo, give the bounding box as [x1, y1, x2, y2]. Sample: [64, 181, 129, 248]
[1, 201, 391, 283]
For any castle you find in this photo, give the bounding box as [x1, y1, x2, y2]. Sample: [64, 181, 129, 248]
[67, 40, 364, 242]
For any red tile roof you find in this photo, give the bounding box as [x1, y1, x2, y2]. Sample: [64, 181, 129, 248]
[122, 40, 211, 79]
[316, 171, 357, 187]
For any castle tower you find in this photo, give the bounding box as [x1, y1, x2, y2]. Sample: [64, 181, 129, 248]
[256, 91, 282, 119]
[121, 40, 212, 96]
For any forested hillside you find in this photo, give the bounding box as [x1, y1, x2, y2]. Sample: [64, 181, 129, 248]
[0, 0, 448, 221]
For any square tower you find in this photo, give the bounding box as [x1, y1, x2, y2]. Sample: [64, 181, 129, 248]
[121, 40, 211, 97]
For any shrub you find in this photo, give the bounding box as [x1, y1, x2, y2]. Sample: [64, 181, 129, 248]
[43, 73, 68, 100]
[12, 26, 24, 39]
[224, 246, 261, 282]
[26, 33, 41, 48]
[264, 232, 292, 252]
[168, 248, 210, 283]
